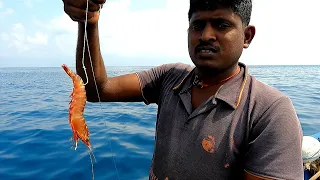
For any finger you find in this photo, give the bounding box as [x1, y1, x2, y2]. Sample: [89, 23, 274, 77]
[64, 5, 96, 21]
[91, 0, 106, 4]
[70, 17, 86, 23]
[98, 4, 103, 12]
[87, 0, 102, 12]
[64, 0, 101, 12]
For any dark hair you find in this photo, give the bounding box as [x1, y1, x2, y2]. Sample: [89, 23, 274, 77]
[188, 0, 252, 26]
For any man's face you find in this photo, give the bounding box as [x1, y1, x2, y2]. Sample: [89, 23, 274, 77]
[188, 8, 254, 73]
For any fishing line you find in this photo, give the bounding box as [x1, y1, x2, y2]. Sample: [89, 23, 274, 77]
[82, 1, 120, 180]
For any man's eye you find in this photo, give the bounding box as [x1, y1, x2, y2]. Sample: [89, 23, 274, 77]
[218, 23, 230, 29]
[190, 23, 204, 31]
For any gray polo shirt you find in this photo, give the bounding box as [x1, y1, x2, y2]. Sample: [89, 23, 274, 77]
[136, 62, 303, 180]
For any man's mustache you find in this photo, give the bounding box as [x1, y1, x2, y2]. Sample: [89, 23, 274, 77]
[195, 42, 221, 53]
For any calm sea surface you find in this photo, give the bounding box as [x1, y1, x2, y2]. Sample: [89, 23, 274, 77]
[0, 65, 319, 180]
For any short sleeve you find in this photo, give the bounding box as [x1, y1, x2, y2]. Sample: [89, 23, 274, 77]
[135, 63, 178, 105]
[244, 96, 303, 180]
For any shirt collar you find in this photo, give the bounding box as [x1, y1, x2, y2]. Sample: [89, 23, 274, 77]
[172, 62, 249, 109]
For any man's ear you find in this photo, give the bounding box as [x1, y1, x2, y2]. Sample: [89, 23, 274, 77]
[243, 25, 256, 48]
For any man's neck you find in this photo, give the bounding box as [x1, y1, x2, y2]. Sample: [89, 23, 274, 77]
[195, 64, 240, 85]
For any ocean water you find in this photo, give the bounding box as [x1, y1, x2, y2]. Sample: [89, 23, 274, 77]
[0, 65, 319, 180]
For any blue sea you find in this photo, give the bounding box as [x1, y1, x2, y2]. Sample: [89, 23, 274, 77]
[0, 65, 319, 180]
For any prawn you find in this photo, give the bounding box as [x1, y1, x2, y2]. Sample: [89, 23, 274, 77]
[62, 64, 96, 180]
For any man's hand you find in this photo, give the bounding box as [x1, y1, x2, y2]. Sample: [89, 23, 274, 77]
[62, 0, 105, 24]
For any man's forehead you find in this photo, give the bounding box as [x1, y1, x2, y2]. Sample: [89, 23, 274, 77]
[190, 9, 237, 22]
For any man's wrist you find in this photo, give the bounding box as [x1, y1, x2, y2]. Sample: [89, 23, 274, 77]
[78, 21, 98, 31]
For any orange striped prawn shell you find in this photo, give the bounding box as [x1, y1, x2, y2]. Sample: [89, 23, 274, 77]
[62, 64, 92, 150]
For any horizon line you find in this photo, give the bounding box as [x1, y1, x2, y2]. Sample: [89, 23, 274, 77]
[1, 64, 320, 68]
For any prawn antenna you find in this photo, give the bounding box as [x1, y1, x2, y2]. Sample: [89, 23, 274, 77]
[88, 146, 97, 180]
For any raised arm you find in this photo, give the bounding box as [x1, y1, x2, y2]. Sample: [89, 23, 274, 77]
[76, 22, 142, 102]
[63, 0, 142, 102]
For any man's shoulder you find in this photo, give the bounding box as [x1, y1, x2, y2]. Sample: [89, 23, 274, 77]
[244, 75, 303, 180]
[249, 74, 289, 104]
[163, 62, 194, 73]
[136, 62, 193, 79]
[160, 62, 194, 80]
[247, 74, 296, 119]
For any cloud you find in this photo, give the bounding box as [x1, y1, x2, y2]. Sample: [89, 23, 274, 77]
[43, 14, 78, 56]
[8, 23, 30, 53]
[98, 0, 190, 59]
[0, 32, 8, 41]
[24, 1, 32, 8]
[47, 0, 320, 66]
[46, 0, 191, 63]
[240, 0, 320, 65]
[2, 0, 319, 66]
[0, 8, 13, 18]
[2, 23, 48, 54]
[26, 32, 48, 45]
[0, 0, 14, 18]
[49, 13, 77, 33]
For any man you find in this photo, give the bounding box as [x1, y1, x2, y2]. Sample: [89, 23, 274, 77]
[63, 0, 303, 179]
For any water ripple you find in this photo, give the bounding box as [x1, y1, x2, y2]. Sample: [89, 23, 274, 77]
[0, 66, 319, 179]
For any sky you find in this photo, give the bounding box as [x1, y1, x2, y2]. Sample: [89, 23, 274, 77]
[0, 0, 319, 67]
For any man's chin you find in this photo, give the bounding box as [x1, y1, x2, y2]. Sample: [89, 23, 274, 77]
[195, 64, 220, 75]
[192, 60, 227, 75]
[193, 59, 219, 69]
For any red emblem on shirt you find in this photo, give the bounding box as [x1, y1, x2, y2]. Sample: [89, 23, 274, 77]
[202, 135, 215, 153]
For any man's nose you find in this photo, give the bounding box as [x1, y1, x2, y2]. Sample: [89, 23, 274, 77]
[199, 23, 216, 42]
